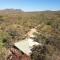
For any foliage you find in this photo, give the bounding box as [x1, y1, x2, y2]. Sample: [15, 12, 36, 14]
[0, 11, 60, 60]
[31, 45, 47, 60]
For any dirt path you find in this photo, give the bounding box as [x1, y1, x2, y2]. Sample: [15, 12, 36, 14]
[25, 24, 44, 38]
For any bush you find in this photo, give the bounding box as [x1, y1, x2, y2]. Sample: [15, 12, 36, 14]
[31, 45, 47, 60]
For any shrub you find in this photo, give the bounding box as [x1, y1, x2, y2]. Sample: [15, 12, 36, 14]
[31, 45, 47, 60]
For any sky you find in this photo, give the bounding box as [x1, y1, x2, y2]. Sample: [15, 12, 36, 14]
[0, 0, 60, 12]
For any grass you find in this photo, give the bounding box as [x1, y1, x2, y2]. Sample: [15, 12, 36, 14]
[0, 11, 60, 60]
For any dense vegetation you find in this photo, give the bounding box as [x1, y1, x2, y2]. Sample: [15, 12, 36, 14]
[0, 10, 60, 60]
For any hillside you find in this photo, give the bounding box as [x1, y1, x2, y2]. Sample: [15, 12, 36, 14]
[0, 10, 60, 60]
[0, 9, 24, 14]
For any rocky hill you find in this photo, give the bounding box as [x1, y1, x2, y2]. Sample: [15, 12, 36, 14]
[0, 9, 24, 14]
